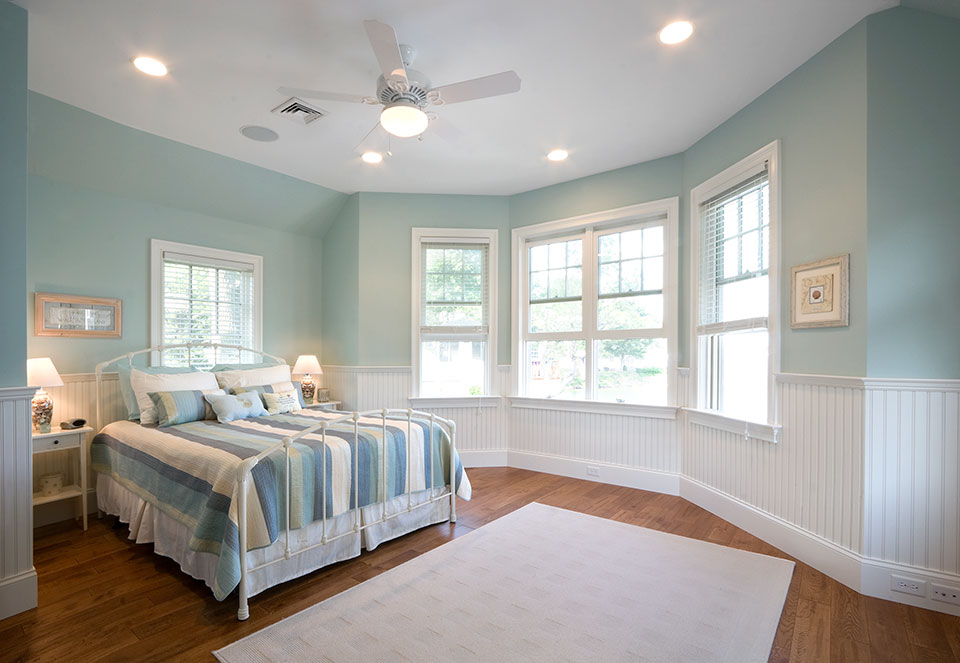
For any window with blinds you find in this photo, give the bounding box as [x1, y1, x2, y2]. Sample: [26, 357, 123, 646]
[415, 234, 495, 397]
[153, 242, 261, 368]
[695, 163, 773, 422]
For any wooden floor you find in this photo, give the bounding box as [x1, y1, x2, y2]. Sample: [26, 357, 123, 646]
[2, 467, 958, 662]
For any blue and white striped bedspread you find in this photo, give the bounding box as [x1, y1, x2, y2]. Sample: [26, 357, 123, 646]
[90, 409, 471, 600]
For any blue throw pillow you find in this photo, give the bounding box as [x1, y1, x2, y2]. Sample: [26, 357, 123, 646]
[204, 391, 268, 424]
[148, 389, 224, 427]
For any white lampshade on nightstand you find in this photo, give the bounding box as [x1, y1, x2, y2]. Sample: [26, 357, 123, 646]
[292, 354, 323, 404]
[27, 357, 64, 433]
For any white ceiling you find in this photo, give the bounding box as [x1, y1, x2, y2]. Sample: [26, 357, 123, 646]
[19, 0, 897, 196]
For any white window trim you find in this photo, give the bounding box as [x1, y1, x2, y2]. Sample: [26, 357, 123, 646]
[688, 140, 781, 426]
[411, 227, 499, 398]
[150, 239, 264, 362]
[510, 197, 680, 405]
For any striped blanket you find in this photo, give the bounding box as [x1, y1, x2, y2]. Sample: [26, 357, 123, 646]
[91, 409, 471, 600]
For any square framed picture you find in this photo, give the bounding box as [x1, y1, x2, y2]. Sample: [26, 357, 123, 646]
[35, 293, 122, 338]
[790, 254, 848, 328]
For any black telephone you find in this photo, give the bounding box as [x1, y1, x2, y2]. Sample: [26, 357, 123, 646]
[59, 418, 87, 430]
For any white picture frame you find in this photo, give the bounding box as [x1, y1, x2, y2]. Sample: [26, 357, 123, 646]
[790, 254, 849, 328]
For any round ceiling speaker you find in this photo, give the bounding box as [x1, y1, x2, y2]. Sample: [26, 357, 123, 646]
[239, 125, 279, 142]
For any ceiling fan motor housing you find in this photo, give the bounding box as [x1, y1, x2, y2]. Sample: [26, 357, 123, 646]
[377, 70, 431, 108]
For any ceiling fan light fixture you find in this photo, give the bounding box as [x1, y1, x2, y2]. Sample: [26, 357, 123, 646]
[361, 151, 384, 164]
[659, 21, 694, 45]
[133, 56, 167, 76]
[547, 149, 569, 162]
[379, 102, 429, 138]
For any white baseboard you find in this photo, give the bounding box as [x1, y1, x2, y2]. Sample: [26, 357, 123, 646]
[678, 476, 960, 616]
[0, 569, 37, 620]
[458, 449, 509, 467]
[507, 450, 680, 496]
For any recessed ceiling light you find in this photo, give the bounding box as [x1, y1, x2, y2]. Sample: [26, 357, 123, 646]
[547, 149, 568, 162]
[361, 151, 384, 164]
[239, 125, 279, 142]
[132, 56, 167, 76]
[659, 21, 694, 45]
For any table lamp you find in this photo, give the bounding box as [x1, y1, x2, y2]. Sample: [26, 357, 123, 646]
[292, 354, 323, 404]
[27, 357, 64, 433]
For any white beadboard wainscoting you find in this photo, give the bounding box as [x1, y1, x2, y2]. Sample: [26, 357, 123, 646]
[34, 367, 960, 614]
[0, 386, 38, 620]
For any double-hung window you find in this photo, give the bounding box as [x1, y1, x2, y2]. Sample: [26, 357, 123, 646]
[150, 239, 263, 368]
[515, 200, 677, 405]
[692, 141, 779, 423]
[412, 229, 497, 398]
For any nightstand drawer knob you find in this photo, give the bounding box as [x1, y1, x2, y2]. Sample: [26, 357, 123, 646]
[52, 439, 59, 445]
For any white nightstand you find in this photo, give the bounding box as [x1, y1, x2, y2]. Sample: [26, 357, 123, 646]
[303, 401, 342, 411]
[32, 426, 93, 530]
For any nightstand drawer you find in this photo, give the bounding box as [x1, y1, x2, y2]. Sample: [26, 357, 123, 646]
[33, 432, 81, 453]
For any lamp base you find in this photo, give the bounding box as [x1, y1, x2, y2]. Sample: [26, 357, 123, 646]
[32, 390, 53, 433]
[300, 375, 316, 404]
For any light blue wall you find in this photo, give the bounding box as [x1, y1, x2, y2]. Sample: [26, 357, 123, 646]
[357, 193, 511, 365]
[866, 8, 960, 378]
[320, 194, 360, 365]
[682, 21, 869, 375]
[0, 2, 28, 387]
[27, 95, 327, 374]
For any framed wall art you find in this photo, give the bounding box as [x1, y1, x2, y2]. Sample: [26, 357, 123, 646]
[790, 254, 848, 328]
[35, 293, 122, 338]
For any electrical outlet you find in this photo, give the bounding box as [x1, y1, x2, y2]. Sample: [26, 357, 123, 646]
[931, 584, 960, 606]
[586, 465, 600, 477]
[891, 575, 926, 597]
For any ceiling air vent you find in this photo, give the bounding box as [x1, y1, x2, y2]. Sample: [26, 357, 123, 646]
[271, 97, 327, 126]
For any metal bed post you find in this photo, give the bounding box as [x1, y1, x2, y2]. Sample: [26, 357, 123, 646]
[284, 435, 292, 560]
[381, 409, 388, 522]
[406, 409, 413, 512]
[237, 459, 253, 621]
[321, 424, 327, 544]
[353, 412, 360, 533]
[449, 420, 457, 523]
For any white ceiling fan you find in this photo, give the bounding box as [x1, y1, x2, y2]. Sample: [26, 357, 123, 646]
[279, 19, 521, 140]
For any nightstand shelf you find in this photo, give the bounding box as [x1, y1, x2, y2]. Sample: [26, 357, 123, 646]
[303, 401, 341, 411]
[32, 426, 93, 530]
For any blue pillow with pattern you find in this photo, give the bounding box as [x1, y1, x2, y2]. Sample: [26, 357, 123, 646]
[147, 389, 224, 427]
[204, 391, 268, 424]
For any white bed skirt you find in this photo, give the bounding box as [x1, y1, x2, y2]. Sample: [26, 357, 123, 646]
[97, 474, 452, 599]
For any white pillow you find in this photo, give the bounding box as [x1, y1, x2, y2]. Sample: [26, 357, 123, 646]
[130, 369, 220, 425]
[262, 389, 300, 415]
[214, 364, 292, 392]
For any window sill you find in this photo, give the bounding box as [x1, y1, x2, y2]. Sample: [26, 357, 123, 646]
[682, 408, 781, 443]
[508, 397, 677, 420]
[408, 396, 501, 409]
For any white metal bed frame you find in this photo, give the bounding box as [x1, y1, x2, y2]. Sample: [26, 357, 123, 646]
[94, 342, 457, 620]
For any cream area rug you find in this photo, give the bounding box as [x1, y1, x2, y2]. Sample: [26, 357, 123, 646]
[215, 503, 794, 663]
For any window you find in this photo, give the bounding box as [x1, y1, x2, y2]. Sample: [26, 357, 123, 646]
[412, 229, 497, 398]
[691, 141, 779, 423]
[150, 240, 262, 368]
[513, 200, 678, 405]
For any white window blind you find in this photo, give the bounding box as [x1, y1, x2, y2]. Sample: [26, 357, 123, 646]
[698, 169, 770, 335]
[160, 250, 257, 368]
[420, 242, 489, 338]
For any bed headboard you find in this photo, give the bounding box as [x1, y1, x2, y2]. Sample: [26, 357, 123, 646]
[94, 342, 287, 431]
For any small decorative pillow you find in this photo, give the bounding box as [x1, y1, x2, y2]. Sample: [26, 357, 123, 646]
[230, 381, 306, 408]
[148, 389, 225, 427]
[262, 389, 300, 415]
[203, 391, 268, 424]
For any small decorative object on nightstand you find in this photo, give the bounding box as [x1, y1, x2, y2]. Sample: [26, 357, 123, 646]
[293, 354, 323, 404]
[27, 357, 64, 433]
[32, 426, 93, 530]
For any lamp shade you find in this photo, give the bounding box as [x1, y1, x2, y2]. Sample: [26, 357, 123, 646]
[27, 357, 64, 388]
[292, 354, 322, 375]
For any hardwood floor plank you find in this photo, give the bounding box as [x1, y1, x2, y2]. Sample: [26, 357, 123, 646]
[1, 467, 957, 663]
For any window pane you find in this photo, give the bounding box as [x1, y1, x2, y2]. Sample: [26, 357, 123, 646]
[642, 226, 663, 257]
[621, 230, 643, 259]
[642, 256, 663, 291]
[549, 242, 567, 269]
[718, 329, 768, 422]
[597, 294, 663, 330]
[719, 275, 768, 322]
[530, 244, 548, 271]
[741, 190, 760, 230]
[530, 272, 548, 300]
[566, 266, 582, 297]
[444, 248, 463, 271]
[596, 338, 667, 405]
[598, 234, 619, 263]
[547, 269, 566, 298]
[425, 248, 444, 271]
[621, 259, 642, 292]
[529, 300, 581, 333]
[722, 239, 739, 280]
[566, 240, 582, 266]
[525, 340, 586, 400]
[421, 341, 485, 397]
[723, 200, 739, 237]
[741, 230, 759, 274]
[599, 263, 619, 294]
[425, 304, 482, 326]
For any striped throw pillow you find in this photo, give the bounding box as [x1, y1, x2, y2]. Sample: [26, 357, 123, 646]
[231, 381, 306, 408]
[148, 389, 224, 427]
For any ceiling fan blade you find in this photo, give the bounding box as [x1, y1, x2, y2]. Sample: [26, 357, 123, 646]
[363, 19, 408, 85]
[277, 87, 377, 105]
[427, 71, 521, 105]
[428, 115, 465, 143]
